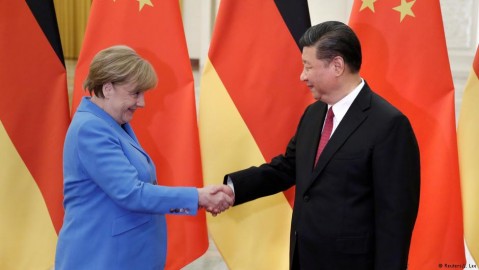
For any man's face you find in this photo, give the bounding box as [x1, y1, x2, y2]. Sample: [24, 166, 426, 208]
[300, 46, 336, 102]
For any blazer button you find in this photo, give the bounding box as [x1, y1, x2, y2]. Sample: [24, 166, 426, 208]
[303, 195, 310, 202]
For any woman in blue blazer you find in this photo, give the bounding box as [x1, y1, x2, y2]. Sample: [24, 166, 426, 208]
[55, 45, 233, 270]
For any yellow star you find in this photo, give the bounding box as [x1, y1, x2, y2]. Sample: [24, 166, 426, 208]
[392, 0, 416, 22]
[137, 0, 153, 11]
[360, 0, 377, 12]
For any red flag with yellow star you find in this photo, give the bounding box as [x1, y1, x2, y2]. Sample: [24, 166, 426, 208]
[349, 0, 465, 269]
[71, 0, 207, 269]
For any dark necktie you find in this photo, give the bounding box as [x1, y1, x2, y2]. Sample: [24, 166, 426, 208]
[315, 107, 334, 165]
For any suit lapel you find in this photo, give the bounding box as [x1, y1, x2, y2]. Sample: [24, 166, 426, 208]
[121, 123, 151, 160]
[309, 85, 372, 186]
[122, 122, 156, 183]
[79, 97, 150, 160]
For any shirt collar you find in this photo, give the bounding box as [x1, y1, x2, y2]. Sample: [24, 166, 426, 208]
[329, 78, 364, 124]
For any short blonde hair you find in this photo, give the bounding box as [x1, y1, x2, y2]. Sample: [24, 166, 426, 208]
[83, 45, 158, 98]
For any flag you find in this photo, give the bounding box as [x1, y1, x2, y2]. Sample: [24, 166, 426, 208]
[199, 0, 312, 268]
[458, 45, 479, 264]
[0, 0, 70, 269]
[71, 1, 207, 269]
[349, 0, 465, 268]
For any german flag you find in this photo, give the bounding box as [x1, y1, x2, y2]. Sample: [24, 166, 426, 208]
[0, 1, 70, 269]
[458, 45, 479, 264]
[349, 0, 465, 268]
[199, 1, 312, 268]
[71, 1, 207, 269]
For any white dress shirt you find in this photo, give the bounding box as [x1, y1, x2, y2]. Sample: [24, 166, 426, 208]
[327, 78, 364, 135]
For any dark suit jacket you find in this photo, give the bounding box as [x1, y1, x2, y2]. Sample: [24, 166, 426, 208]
[226, 83, 420, 270]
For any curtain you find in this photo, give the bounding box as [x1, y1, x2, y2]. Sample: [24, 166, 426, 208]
[54, 0, 91, 59]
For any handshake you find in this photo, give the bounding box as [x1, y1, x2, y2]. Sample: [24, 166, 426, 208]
[198, 185, 235, 216]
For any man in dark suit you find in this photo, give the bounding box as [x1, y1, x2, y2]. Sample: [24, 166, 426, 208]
[223, 21, 420, 270]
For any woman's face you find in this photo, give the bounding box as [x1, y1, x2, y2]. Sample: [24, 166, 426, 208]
[103, 81, 145, 124]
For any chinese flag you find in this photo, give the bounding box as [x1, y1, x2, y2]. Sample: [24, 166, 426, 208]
[71, 0, 207, 269]
[0, 0, 70, 269]
[199, 0, 312, 269]
[458, 45, 479, 264]
[349, 0, 465, 269]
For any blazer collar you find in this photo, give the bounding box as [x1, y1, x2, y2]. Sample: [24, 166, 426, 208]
[309, 83, 373, 186]
[77, 97, 148, 158]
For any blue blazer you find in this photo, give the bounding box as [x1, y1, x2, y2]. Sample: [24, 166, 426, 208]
[55, 97, 198, 270]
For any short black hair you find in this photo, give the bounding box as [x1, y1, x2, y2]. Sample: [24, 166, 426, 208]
[299, 21, 362, 73]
